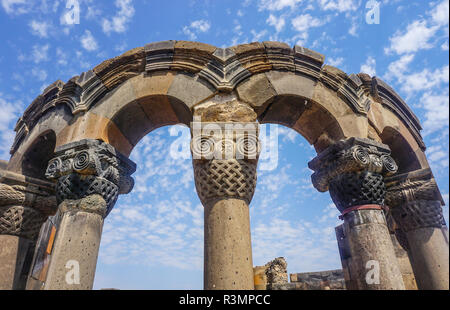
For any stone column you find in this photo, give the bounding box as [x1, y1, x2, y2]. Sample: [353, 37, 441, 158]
[386, 168, 449, 290]
[0, 169, 57, 290]
[43, 139, 136, 290]
[309, 137, 405, 290]
[191, 98, 259, 290]
[385, 213, 418, 290]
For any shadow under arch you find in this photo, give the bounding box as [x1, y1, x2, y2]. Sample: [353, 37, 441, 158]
[258, 94, 346, 153]
[105, 94, 192, 156]
[20, 130, 57, 180]
[379, 126, 423, 174]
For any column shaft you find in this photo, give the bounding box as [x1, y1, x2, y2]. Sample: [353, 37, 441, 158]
[341, 209, 405, 290]
[44, 196, 105, 290]
[405, 226, 449, 290]
[0, 235, 34, 290]
[204, 198, 254, 289]
[386, 168, 449, 290]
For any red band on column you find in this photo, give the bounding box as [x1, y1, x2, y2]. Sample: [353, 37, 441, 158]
[339, 204, 388, 220]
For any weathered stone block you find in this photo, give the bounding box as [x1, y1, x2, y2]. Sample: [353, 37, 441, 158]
[167, 73, 215, 109]
[236, 73, 277, 110]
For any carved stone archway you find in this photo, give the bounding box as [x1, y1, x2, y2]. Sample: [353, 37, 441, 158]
[0, 41, 447, 290]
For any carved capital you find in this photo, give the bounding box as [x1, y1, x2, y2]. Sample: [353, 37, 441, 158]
[385, 168, 444, 207]
[328, 171, 386, 213]
[191, 121, 259, 206]
[0, 169, 57, 239]
[386, 169, 446, 230]
[0, 205, 46, 240]
[45, 139, 136, 216]
[0, 170, 57, 216]
[193, 159, 257, 206]
[391, 200, 445, 231]
[308, 138, 397, 212]
[309, 138, 397, 192]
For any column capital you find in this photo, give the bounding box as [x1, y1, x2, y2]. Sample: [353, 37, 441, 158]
[385, 168, 444, 207]
[191, 121, 260, 206]
[0, 169, 56, 240]
[45, 139, 136, 216]
[308, 137, 398, 192]
[385, 168, 446, 230]
[308, 138, 398, 213]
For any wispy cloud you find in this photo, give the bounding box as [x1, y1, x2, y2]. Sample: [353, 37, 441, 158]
[1, 0, 31, 15]
[182, 20, 211, 40]
[102, 0, 135, 35]
[29, 20, 50, 38]
[360, 56, 376, 76]
[258, 0, 303, 11]
[80, 30, 99, 52]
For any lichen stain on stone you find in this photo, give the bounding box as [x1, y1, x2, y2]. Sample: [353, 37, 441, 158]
[194, 94, 257, 122]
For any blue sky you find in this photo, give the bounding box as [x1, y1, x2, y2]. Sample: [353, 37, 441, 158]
[0, 0, 448, 290]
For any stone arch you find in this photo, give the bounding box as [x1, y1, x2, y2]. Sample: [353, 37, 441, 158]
[2, 40, 447, 291]
[7, 40, 427, 165]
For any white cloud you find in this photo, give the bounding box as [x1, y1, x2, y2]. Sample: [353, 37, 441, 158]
[29, 20, 50, 38]
[360, 56, 376, 76]
[191, 20, 210, 33]
[252, 216, 341, 272]
[420, 90, 450, 136]
[267, 14, 286, 33]
[31, 44, 50, 63]
[430, 0, 449, 27]
[291, 14, 323, 32]
[0, 93, 22, 158]
[80, 30, 99, 52]
[56, 48, 68, 66]
[385, 1, 449, 56]
[401, 65, 449, 94]
[1, 0, 30, 15]
[251, 29, 268, 41]
[102, 0, 135, 34]
[86, 3, 102, 20]
[384, 53, 415, 81]
[348, 20, 358, 36]
[182, 20, 211, 40]
[318, 0, 359, 12]
[426, 144, 449, 169]
[386, 61, 449, 96]
[258, 0, 303, 11]
[327, 57, 344, 67]
[384, 20, 439, 55]
[31, 67, 48, 81]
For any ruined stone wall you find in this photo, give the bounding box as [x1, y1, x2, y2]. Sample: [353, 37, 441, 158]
[254, 257, 345, 290]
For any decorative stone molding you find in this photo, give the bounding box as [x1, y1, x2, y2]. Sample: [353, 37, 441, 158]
[385, 168, 446, 230]
[191, 103, 260, 205]
[308, 138, 398, 212]
[45, 139, 136, 216]
[391, 200, 445, 232]
[0, 168, 57, 239]
[0, 170, 57, 216]
[193, 159, 257, 206]
[0, 205, 46, 240]
[385, 168, 443, 206]
[10, 41, 425, 157]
